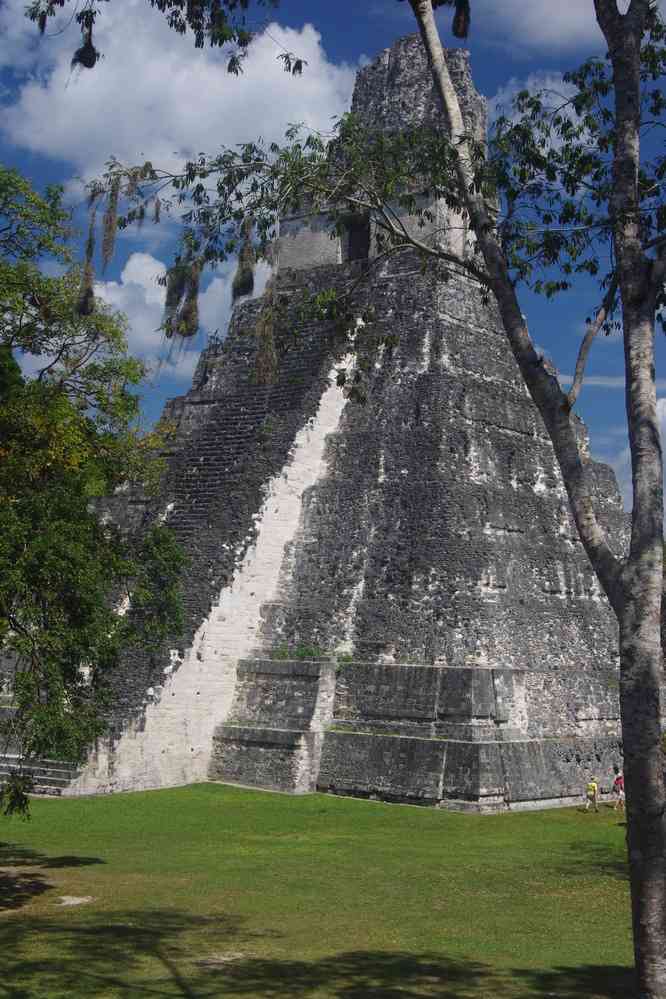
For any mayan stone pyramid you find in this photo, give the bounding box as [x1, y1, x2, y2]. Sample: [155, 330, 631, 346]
[68, 35, 628, 810]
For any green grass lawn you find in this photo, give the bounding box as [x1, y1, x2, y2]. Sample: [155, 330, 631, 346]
[0, 784, 633, 998]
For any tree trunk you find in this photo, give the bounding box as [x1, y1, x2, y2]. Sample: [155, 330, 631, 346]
[619, 585, 666, 998]
[407, 1, 666, 994]
[619, 291, 666, 999]
[599, 1, 666, 984]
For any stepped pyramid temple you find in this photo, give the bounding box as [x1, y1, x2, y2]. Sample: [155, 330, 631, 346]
[3, 36, 633, 807]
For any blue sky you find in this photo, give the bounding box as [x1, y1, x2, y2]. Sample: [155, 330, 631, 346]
[1, 0, 664, 506]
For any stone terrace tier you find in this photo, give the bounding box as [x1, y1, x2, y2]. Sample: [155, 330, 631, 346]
[210, 657, 623, 811]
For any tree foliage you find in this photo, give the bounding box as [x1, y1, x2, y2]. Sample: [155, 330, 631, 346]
[82, 4, 665, 354]
[490, 16, 666, 322]
[26, 0, 308, 76]
[0, 167, 185, 817]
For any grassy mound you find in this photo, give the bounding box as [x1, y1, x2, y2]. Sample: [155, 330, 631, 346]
[0, 784, 632, 997]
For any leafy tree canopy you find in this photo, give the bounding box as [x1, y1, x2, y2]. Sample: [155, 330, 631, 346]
[26, 0, 311, 75]
[81, 6, 665, 359]
[25, 0, 470, 72]
[0, 166, 185, 817]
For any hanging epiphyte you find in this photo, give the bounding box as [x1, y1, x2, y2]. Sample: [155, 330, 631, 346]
[452, 0, 471, 39]
[232, 217, 255, 302]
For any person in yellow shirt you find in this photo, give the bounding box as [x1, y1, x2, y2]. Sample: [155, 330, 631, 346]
[584, 776, 599, 812]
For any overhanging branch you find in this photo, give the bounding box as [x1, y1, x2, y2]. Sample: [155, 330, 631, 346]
[408, 0, 623, 602]
[566, 274, 619, 408]
[335, 189, 492, 287]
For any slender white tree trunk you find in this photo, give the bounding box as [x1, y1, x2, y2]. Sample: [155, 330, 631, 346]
[597, 0, 666, 984]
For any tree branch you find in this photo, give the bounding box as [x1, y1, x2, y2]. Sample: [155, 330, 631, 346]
[567, 274, 619, 408]
[593, 0, 623, 34]
[334, 188, 493, 287]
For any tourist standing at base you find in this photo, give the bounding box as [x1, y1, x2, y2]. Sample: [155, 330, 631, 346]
[612, 770, 625, 812]
[584, 776, 599, 812]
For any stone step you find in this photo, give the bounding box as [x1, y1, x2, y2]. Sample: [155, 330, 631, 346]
[0, 761, 79, 778]
[0, 756, 80, 796]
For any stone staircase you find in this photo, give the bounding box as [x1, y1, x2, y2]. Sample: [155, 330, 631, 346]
[0, 755, 80, 796]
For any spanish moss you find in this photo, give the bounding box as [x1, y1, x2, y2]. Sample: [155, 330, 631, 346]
[126, 168, 140, 200]
[71, 24, 98, 70]
[175, 259, 202, 339]
[101, 175, 121, 272]
[163, 258, 188, 336]
[77, 197, 99, 316]
[77, 260, 95, 317]
[232, 217, 255, 302]
[452, 0, 471, 39]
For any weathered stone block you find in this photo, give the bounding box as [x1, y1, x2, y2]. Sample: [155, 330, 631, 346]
[334, 663, 440, 722]
[211, 725, 322, 793]
[318, 731, 446, 804]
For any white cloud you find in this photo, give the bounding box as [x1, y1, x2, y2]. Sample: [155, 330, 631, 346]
[95, 252, 167, 358]
[0, 2, 340, 393]
[198, 258, 271, 338]
[470, 1, 611, 53]
[0, 4, 43, 72]
[453, 0, 664, 55]
[94, 252, 198, 387]
[1, 2, 356, 180]
[488, 72, 576, 124]
[560, 374, 666, 391]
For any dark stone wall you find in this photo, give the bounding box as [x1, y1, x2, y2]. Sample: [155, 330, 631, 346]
[207, 650, 627, 809]
[257, 263, 624, 674]
[318, 729, 622, 809]
[211, 726, 314, 793]
[319, 730, 447, 805]
[211, 659, 336, 792]
[351, 35, 487, 143]
[227, 659, 331, 730]
[331, 662, 620, 742]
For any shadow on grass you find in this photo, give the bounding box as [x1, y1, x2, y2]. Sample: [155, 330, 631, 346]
[0, 908, 636, 998]
[514, 963, 635, 999]
[558, 833, 629, 883]
[0, 841, 104, 912]
[201, 952, 635, 999]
